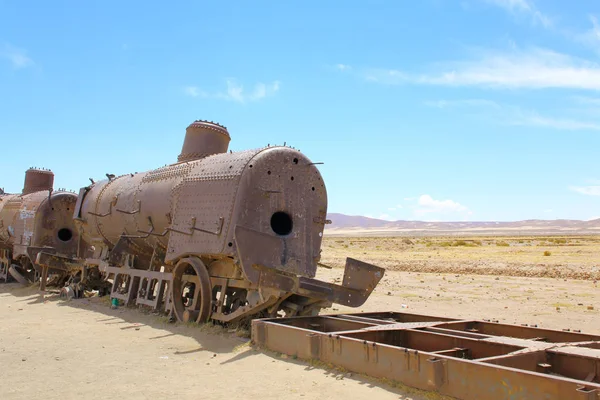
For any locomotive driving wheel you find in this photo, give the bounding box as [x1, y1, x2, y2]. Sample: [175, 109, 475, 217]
[172, 257, 212, 323]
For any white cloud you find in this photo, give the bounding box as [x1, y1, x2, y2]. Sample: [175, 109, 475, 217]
[414, 194, 469, 216]
[569, 186, 600, 196]
[588, 216, 600, 221]
[377, 213, 394, 221]
[424, 97, 600, 131]
[183, 86, 208, 98]
[218, 79, 280, 103]
[387, 204, 404, 211]
[184, 79, 280, 103]
[336, 64, 351, 71]
[483, 0, 551, 28]
[1, 44, 33, 69]
[424, 99, 500, 109]
[571, 96, 600, 106]
[576, 15, 600, 53]
[510, 112, 600, 131]
[360, 47, 600, 91]
[590, 15, 600, 40]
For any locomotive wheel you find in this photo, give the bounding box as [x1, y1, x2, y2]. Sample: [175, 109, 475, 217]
[172, 257, 212, 324]
[9, 265, 30, 286]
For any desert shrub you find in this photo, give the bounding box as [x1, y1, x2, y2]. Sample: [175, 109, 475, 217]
[496, 241, 510, 247]
[543, 251, 551, 256]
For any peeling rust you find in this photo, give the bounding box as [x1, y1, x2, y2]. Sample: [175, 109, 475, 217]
[252, 311, 600, 400]
[0, 168, 82, 285]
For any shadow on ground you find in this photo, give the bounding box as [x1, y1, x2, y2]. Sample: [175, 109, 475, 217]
[0, 282, 247, 355]
[0, 281, 440, 399]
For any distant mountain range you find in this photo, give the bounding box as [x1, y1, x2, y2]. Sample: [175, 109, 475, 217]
[324, 213, 600, 236]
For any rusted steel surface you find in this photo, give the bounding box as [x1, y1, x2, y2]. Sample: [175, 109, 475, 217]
[252, 311, 600, 400]
[0, 168, 81, 286]
[22, 168, 54, 195]
[43, 119, 385, 325]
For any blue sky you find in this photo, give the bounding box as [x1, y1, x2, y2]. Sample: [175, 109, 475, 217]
[1, 0, 599, 222]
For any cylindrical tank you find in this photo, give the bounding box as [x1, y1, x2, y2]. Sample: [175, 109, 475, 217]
[78, 167, 188, 258]
[177, 120, 231, 163]
[0, 190, 79, 260]
[22, 168, 54, 195]
[32, 191, 80, 259]
[78, 120, 230, 259]
[0, 193, 19, 244]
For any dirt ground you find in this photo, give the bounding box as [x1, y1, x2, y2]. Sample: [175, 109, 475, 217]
[1, 235, 599, 399]
[320, 235, 600, 280]
[316, 268, 600, 334]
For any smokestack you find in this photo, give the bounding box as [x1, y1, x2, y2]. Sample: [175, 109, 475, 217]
[22, 168, 54, 195]
[177, 120, 230, 163]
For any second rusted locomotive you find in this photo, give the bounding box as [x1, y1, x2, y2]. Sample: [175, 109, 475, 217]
[40, 120, 383, 324]
[0, 168, 81, 286]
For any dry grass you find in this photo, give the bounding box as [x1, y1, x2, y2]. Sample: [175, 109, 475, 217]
[320, 235, 600, 280]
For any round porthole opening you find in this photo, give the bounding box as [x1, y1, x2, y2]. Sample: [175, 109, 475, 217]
[270, 212, 293, 236]
[57, 228, 73, 242]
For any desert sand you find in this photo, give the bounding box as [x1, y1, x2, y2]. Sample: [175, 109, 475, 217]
[1, 236, 599, 399]
[0, 281, 434, 400]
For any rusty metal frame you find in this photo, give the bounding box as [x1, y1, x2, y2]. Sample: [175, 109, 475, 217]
[99, 263, 173, 311]
[0, 248, 10, 282]
[252, 311, 600, 399]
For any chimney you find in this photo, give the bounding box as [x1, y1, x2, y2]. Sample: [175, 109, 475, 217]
[22, 168, 54, 195]
[177, 120, 230, 163]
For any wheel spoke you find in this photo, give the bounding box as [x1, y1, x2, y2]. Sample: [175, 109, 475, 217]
[171, 257, 212, 323]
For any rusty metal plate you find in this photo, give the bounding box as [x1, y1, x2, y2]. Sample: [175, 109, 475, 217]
[1, 190, 79, 261]
[0, 169, 82, 287]
[232, 147, 328, 279]
[252, 311, 600, 400]
[234, 224, 302, 283]
[0, 193, 19, 245]
[95, 173, 146, 246]
[165, 149, 260, 263]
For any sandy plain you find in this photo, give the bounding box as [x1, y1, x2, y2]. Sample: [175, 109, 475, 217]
[0, 235, 599, 399]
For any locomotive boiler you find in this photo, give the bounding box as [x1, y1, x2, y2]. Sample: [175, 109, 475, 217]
[40, 120, 384, 324]
[0, 168, 81, 285]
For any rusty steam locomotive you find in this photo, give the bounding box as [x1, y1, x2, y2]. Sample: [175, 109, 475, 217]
[8, 120, 384, 325]
[0, 168, 82, 286]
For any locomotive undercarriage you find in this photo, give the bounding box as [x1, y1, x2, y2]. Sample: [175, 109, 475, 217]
[0, 249, 45, 285]
[1, 244, 76, 290]
[172, 256, 328, 325]
[0, 248, 11, 282]
[40, 250, 331, 326]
